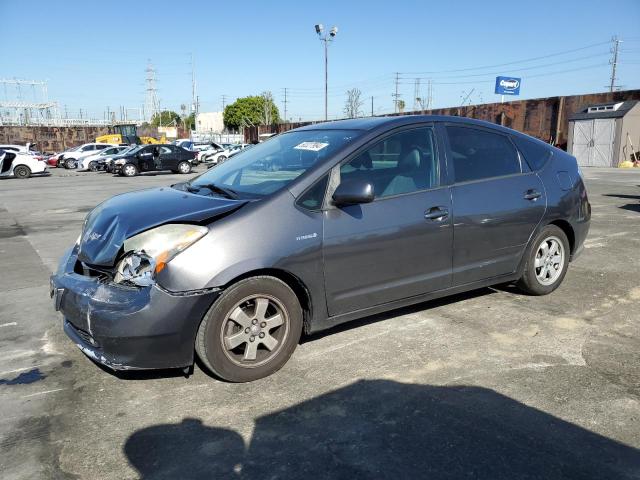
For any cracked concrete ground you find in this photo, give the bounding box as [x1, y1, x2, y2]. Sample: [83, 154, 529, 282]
[0, 166, 638, 479]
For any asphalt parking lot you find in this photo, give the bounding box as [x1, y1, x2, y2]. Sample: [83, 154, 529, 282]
[1, 166, 639, 479]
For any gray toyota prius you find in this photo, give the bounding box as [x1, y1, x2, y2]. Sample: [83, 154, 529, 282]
[50, 116, 590, 382]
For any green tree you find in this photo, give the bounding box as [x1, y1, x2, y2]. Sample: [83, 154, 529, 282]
[397, 100, 406, 113]
[183, 112, 196, 130]
[223, 95, 280, 130]
[151, 110, 181, 127]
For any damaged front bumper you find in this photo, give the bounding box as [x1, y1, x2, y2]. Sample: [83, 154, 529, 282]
[50, 246, 220, 371]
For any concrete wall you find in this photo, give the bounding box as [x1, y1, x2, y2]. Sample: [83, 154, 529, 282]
[0, 126, 111, 152]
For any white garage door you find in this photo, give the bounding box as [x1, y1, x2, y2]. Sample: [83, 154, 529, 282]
[571, 119, 615, 167]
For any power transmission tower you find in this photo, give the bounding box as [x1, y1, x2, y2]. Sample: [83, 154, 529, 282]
[221, 95, 227, 112]
[427, 79, 433, 109]
[144, 60, 160, 123]
[392, 72, 400, 113]
[609, 36, 622, 92]
[282, 88, 288, 124]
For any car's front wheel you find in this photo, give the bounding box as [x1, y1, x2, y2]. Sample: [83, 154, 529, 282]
[196, 276, 303, 382]
[217, 155, 227, 164]
[88, 161, 98, 172]
[517, 224, 570, 295]
[65, 158, 77, 169]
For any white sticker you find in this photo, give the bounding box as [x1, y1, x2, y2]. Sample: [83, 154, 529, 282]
[294, 142, 329, 152]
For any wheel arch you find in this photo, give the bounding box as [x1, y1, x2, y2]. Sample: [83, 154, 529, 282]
[222, 268, 313, 334]
[547, 219, 575, 256]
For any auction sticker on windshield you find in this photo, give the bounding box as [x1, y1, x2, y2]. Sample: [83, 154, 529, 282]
[294, 142, 329, 152]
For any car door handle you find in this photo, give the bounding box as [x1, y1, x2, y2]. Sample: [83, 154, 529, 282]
[523, 189, 542, 200]
[424, 207, 449, 221]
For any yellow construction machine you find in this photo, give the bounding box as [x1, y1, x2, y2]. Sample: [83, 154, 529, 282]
[96, 123, 166, 145]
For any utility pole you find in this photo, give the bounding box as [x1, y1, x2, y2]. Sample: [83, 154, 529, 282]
[413, 78, 420, 111]
[191, 53, 198, 116]
[282, 88, 288, 125]
[221, 94, 227, 111]
[609, 36, 622, 92]
[392, 72, 400, 113]
[371, 96, 374, 117]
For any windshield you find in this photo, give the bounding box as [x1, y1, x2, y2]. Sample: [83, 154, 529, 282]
[189, 129, 359, 197]
[126, 145, 144, 155]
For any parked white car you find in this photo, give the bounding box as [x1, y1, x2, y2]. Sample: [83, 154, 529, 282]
[77, 145, 129, 171]
[0, 149, 48, 179]
[60, 143, 116, 169]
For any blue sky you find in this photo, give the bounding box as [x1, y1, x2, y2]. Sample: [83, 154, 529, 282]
[1, 0, 639, 122]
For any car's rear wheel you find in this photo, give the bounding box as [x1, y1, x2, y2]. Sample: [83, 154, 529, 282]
[516, 225, 570, 295]
[177, 161, 192, 174]
[121, 164, 138, 177]
[196, 276, 303, 382]
[13, 165, 31, 179]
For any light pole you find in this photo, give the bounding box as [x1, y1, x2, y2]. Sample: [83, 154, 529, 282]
[315, 23, 338, 121]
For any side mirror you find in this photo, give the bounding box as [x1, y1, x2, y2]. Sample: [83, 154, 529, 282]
[332, 179, 375, 206]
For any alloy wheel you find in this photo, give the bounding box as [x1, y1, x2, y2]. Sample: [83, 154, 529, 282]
[220, 295, 289, 367]
[534, 236, 564, 286]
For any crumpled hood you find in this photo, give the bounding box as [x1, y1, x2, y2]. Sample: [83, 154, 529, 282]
[78, 187, 246, 266]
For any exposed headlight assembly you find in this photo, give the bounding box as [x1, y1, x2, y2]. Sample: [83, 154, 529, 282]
[114, 224, 208, 286]
[114, 159, 126, 165]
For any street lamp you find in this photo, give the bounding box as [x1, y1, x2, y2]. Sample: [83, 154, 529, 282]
[315, 23, 338, 121]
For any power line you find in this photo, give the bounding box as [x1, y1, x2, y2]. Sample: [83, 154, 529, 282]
[400, 40, 611, 74]
[397, 52, 611, 80]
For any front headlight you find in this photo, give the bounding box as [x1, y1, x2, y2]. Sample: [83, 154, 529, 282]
[114, 159, 126, 165]
[113, 224, 208, 286]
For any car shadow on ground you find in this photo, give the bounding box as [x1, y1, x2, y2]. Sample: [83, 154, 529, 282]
[122, 379, 640, 479]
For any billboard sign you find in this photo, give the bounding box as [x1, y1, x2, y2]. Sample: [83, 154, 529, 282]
[495, 76, 521, 95]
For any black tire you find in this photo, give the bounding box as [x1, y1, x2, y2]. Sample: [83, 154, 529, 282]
[65, 158, 77, 169]
[217, 155, 227, 164]
[516, 224, 570, 295]
[13, 165, 31, 179]
[88, 161, 98, 172]
[121, 164, 138, 177]
[196, 276, 303, 382]
[177, 161, 192, 174]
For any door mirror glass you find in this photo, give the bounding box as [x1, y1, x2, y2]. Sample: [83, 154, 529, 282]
[332, 179, 374, 206]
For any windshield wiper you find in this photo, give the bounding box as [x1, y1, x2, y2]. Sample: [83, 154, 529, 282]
[190, 183, 239, 199]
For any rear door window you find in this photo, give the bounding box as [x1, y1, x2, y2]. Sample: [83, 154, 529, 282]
[512, 135, 552, 171]
[446, 126, 521, 183]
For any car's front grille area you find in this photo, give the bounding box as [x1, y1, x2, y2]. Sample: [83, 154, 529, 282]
[73, 259, 113, 281]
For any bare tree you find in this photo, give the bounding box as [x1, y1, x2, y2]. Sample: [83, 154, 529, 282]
[344, 88, 364, 119]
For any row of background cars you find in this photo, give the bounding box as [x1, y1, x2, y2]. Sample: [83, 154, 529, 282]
[0, 139, 255, 179]
[47, 140, 254, 176]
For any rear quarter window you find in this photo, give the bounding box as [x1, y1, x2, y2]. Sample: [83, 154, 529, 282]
[512, 136, 552, 171]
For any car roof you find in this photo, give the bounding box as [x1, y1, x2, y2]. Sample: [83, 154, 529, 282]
[293, 114, 516, 135]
